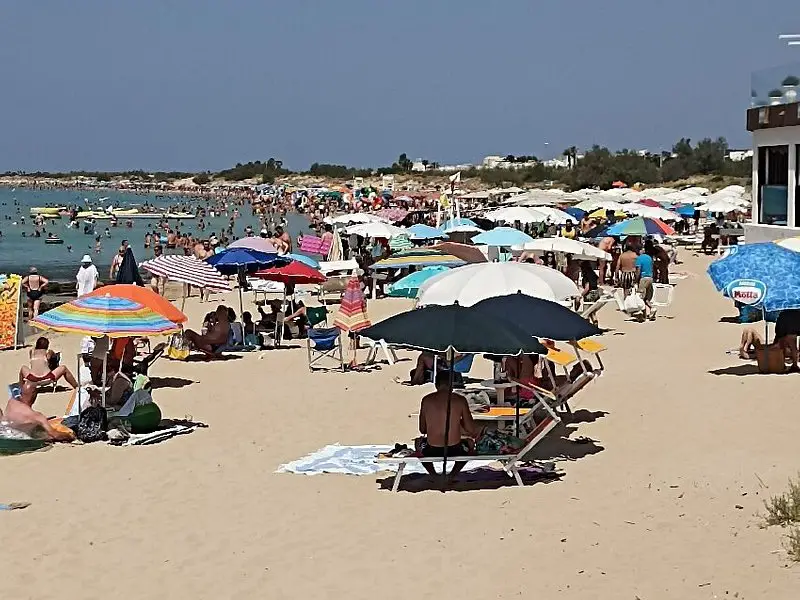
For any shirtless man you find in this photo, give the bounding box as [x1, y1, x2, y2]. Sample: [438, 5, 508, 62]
[3, 382, 74, 441]
[597, 236, 616, 284]
[184, 305, 230, 353]
[615, 242, 639, 292]
[418, 371, 479, 480]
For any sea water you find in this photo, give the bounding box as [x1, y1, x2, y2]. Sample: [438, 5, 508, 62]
[0, 187, 312, 280]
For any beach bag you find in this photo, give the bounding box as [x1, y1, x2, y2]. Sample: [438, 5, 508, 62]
[623, 292, 646, 314]
[76, 406, 107, 443]
[165, 332, 190, 361]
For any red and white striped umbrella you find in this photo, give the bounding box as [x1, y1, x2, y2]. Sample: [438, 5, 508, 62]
[140, 255, 231, 291]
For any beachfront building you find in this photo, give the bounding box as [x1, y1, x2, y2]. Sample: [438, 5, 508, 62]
[746, 62, 800, 241]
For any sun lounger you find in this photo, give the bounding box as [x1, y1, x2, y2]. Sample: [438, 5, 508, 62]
[363, 338, 400, 366]
[575, 339, 607, 372]
[473, 383, 559, 436]
[579, 295, 615, 322]
[377, 413, 560, 492]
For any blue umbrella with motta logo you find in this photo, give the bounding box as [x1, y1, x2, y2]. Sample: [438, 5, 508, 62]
[707, 243, 800, 312]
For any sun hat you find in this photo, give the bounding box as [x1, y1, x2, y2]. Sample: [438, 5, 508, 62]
[81, 254, 93, 264]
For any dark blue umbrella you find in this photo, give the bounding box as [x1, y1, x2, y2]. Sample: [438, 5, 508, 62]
[472, 293, 601, 341]
[206, 248, 283, 312]
[564, 206, 586, 220]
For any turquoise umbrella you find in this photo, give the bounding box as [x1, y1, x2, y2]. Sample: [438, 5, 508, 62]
[387, 266, 450, 298]
[472, 227, 534, 246]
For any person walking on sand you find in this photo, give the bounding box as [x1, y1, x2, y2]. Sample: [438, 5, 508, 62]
[21, 266, 48, 320]
[76, 254, 99, 297]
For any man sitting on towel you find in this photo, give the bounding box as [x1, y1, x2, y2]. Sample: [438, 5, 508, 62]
[3, 381, 74, 441]
[184, 305, 231, 353]
[418, 371, 479, 479]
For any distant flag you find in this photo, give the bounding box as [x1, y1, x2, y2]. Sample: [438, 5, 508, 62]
[448, 171, 461, 194]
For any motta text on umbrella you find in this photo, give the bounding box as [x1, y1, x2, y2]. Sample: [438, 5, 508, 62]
[726, 279, 767, 306]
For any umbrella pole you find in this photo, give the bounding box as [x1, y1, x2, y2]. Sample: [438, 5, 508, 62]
[76, 353, 81, 415]
[101, 351, 107, 408]
[442, 347, 455, 483]
[515, 379, 521, 438]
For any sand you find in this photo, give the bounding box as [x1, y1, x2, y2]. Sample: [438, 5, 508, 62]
[2, 252, 799, 600]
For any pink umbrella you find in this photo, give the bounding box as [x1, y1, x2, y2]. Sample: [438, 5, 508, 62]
[637, 198, 662, 207]
[375, 207, 409, 223]
[229, 237, 278, 253]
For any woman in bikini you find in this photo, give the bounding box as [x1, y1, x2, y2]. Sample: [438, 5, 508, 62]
[19, 337, 79, 390]
[21, 266, 48, 319]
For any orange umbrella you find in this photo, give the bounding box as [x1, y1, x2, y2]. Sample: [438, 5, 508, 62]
[85, 284, 187, 323]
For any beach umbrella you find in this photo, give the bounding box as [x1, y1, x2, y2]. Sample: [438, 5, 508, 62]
[623, 204, 682, 221]
[255, 261, 327, 345]
[116, 248, 143, 286]
[371, 248, 466, 269]
[417, 262, 581, 306]
[532, 207, 576, 225]
[334, 277, 372, 333]
[228, 237, 278, 254]
[283, 253, 320, 268]
[345, 222, 407, 239]
[140, 255, 231, 291]
[515, 238, 611, 261]
[440, 217, 483, 234]
[85, 284, 187, 323]
[430, 242, 488, 264]
[563, 207, 586, 220]
[407, 223, 448, 240]
[697, 198, 748, 213]
[334, 277, 372, 366]
[32, 295, 180, 338]
[484, 207, 549, 224]
[575, 198, 627, 212]
[254, 260, 326, 285]
[672, 204, 697, 218]
[636, 198, 662, 207]
[388, 234, 414, 252]
[31, 295, 181, 408]
[359, 304, 547, 475]
[605, 217, 675, 237]
[708, 243, 800, 314]
[206, 247, 281, 313]
[472, 294, 601, 341]
[386, 266, 450, 298]
[588, 208, 626, 219]
[375, 207, 409, 222]
[471, 227, 534, 247]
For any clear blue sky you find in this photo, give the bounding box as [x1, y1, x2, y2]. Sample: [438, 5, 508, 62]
[0, 0, 797, 172]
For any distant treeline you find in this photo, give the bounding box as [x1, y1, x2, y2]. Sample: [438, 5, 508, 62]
[2, 137, 751, 190]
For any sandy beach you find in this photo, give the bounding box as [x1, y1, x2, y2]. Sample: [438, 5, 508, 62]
[2, 251, 799, 599]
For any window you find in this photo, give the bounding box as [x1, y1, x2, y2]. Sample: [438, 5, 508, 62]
[758, 145, 788, 225]
[759, 108, 769, 125]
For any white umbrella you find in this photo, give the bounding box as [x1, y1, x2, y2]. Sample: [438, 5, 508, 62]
[574, 197, 627, 212]
[514, 238, 611, 261]
[324, 213, 388, 225]
[623, 204, 682, 220]
[417, 262, 581, 306]
[345, 222, 407, 239]
[484, 206, 550, 223]
[697, 198, 748, 213]
[532, 206, 575, 225]
[777, 237, 800, 252]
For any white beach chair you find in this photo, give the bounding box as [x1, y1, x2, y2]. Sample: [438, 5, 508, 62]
[377, 412, 560, 492]
[579, 294, 614, 322]
[651, 283, 675, 310]
[362, 338, 399, 366]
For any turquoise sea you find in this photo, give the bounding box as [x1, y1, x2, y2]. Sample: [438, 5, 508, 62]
[0, 187, 312, 281]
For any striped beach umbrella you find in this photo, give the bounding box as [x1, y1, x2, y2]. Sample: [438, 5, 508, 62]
[140, 255, 231, 291]
[31, 295, 180, 338]
[388, 234, 414, 252]
[605, 217, 675, 237]
[334, 277, 371, 332]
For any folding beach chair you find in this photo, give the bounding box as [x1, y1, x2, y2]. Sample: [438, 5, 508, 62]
[473, 382, 559, 437]
[306, 306, 329, 328]
[575, 339, 607, 372]
[306, 327, 344, 372]
[377, 411, 560, 492]
[431, 354, 474, 387]
[580, 295, 614, 322]
[132, 343, 166, 376]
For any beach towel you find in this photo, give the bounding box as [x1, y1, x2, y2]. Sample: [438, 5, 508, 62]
[299, 235, 332, 256]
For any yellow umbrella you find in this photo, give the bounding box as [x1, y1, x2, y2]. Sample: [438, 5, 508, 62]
[588, 208, 627, 219]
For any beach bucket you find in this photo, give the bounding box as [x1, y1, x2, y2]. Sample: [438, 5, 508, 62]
[755, 344, 785, 374]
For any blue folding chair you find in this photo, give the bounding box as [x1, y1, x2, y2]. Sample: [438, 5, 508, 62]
[306, 327, 344, 372]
